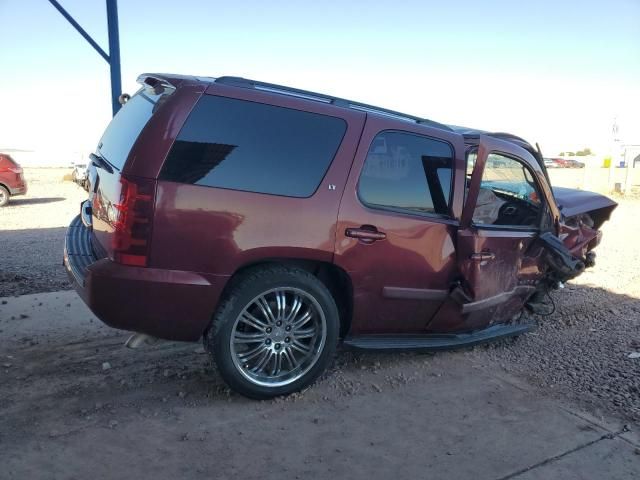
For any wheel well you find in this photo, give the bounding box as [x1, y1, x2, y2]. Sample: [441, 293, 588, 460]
[224, 259, 353, 338]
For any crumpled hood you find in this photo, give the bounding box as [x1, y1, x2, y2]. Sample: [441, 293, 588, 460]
[552, 187, 618, 222]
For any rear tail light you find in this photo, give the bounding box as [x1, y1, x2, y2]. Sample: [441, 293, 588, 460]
[112, 174, 156, 267]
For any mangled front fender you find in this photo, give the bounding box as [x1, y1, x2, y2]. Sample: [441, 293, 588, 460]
[533, 187, 617, 285]
[553, 187, 617, 228]
[553, 187, 616, 258]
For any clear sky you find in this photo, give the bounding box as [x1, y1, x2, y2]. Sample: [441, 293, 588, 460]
[1, 0, 638, 156]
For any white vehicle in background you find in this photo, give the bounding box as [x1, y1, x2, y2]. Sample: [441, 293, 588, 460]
[71, 163, 89, 190]
[544, 158, 560, 168]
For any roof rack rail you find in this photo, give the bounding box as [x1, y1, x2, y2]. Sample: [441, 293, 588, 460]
[214, 76, 452, 131]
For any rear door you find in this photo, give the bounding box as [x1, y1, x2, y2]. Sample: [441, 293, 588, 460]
[334, 118, 466, 335]
[440, 135, 553, 331]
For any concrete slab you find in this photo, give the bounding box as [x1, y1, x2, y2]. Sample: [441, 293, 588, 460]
[1, 291, 639, 479]
[514, 437, 640, 480]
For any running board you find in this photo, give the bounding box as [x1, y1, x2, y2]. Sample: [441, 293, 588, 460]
[342, 323, 535, 352]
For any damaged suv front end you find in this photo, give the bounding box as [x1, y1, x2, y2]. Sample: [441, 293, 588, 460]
[554, 187, 616, 264]
[445, 130, 616, 325]
[534, 187, 616, 291]
[487, 135, 616, 308]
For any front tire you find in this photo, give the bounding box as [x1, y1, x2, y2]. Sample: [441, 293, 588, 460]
[205, 266, 339, 399]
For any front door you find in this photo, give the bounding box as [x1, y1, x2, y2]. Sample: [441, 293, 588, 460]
[428, 135, 551, 332]
[334, 120, 466, 335]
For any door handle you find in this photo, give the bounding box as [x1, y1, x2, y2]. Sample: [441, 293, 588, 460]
[470, 252, 495, 261]
[345, 226, 386, 244]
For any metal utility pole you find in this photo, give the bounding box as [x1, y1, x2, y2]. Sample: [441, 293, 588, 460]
[48, 0, 122, 116]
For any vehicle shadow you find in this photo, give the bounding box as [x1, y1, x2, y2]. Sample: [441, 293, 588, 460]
[9, 197, 66, 206]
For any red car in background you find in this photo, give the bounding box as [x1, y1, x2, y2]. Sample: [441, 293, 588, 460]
[0, 153, 27, 207]
[553, 158, 585, 168]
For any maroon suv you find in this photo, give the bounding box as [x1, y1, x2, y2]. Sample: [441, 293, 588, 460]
[0, 153, 27, 207]
[64, 74, 616, 398]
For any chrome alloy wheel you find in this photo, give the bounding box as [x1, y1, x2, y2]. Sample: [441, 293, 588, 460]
[230, 287, 327, 387]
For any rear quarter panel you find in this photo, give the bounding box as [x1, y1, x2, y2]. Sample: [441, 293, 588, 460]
[125, 83, 207, 179]
[90, 82, 207, 260]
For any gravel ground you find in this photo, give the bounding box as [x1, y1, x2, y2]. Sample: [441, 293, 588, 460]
[0, 168, 87, 296]
[473, 198, 640, 424]
[1, 169, 638, 427]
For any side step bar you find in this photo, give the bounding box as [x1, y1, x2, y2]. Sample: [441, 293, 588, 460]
[342, 323, 534, 352]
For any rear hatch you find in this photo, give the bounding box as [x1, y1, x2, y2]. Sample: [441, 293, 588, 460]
[88, 78, 176, 266]
[0, 154, 26, 188]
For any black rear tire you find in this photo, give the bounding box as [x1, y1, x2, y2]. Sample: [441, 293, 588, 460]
[205, 265, 339, 399]
[0, 186, 9, 207]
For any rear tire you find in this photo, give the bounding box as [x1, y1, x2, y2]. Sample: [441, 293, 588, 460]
[0, 186, 9, 207]
[205, 266, 339, 399]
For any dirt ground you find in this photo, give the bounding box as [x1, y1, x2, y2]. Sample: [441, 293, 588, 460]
[1, 169, 639, 478]
[1, 291, 639, 479]
[0, 168, 87, 296]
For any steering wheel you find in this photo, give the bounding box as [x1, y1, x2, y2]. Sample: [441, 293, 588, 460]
[499, 202, 519, 218]
[498, 202, 537, 226]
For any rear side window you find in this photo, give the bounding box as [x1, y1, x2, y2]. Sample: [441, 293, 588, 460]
[358, 131, 454, 216]
[97, 89, 165, 170]
[160, 96, 347, 197]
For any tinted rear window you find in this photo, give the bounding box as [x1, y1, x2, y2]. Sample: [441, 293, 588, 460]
[160, 95, 347, 197]
[97, 89, 165, 170]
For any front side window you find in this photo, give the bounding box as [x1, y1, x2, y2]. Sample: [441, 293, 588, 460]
[472, 153, 542, 228]
[160, 96, 347, 198]
[357, 131, 454, 216]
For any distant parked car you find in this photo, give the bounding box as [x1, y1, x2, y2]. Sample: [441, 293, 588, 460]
[71, 163, 89, 189]
[564, 159, 585, 168]
[554, 158, 585, 168]
[543, 158, 560, 168]
[0, 153, 27, 207]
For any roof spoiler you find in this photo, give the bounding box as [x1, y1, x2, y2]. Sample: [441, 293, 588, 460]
[136, 74, 177, 95]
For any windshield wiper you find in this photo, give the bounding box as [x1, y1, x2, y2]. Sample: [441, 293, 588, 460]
[89, 153, 114, 174]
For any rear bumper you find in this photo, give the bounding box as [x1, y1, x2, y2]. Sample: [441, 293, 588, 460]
[9, 182, 27, 196]
[64, 215, 227, 341]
